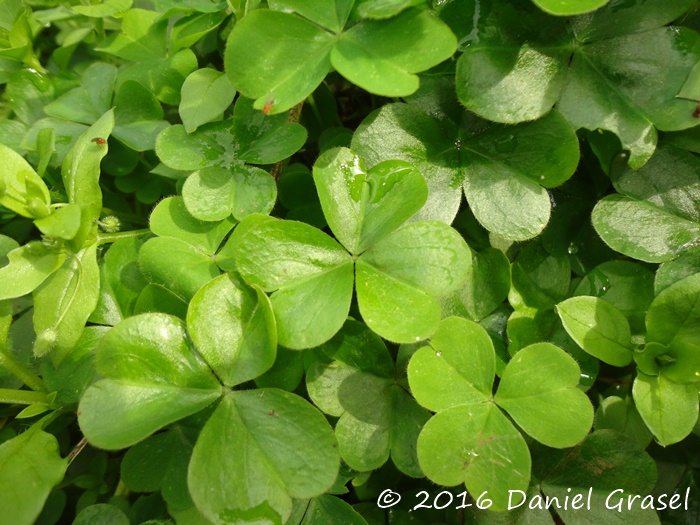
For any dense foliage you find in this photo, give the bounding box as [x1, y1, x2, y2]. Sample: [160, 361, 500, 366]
[1, 0, 700, 524]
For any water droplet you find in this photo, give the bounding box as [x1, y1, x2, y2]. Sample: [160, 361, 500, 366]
[540, 175, 545, 180]
[567, 243, 579, 254]
[454, 138, 462, 150]
[586, 269, 611, 297]
[435, 351, 442, 357]
[415, 336, 420, 341]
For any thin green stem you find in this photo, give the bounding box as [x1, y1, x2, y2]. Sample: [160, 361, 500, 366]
[0, 388, 50, 406]
[0, 348, 46, 392]
[98, 228, 151, 245]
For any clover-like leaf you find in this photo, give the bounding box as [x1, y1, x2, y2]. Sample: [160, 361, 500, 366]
[313, 148, 428, 254]
[592, 145, 700, 262]
[417, 403, 531, 512]
[0, 428, 68, 525]
[78, 313, 222, 450]
[179, 68, 236, 133]
[226, 7, 456, 114]
[455, 0, 699, 167]
[181, 165, 277, 222]
[532, 0, 609, 15]
[494, 342, 594, 448]
[356, 221, 471, 342]
[188, 390, 340, 525]
[307, 320, 430, 476]
[231, 214, 354, 349]
[352, 88, 578, 234]
[633, 372, 699, 446]
[556, 296, 633, 367]
[187, 273, 276, 387]
[156, 97, 306, 170]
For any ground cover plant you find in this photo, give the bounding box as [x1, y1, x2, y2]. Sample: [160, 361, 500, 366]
[0, 0, 700, 523]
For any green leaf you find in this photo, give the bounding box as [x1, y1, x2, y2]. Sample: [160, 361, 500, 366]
[96, 9, 167, 61]
[313, 148, 428, 254]
[73, 504, 129, 525]
[113, 80, 168, 152]
[231, 215, 354, 349]
[90, 238, 148, 326]
[595, 396, 653, 449]
[156, 98, 306, 169]
[33, 243, 100, 364]
[592, 194, 700, 263]
[408, 317, 495, 412]
[149, 196, 236, 254]
[41, 326, 106, 405]
[307, 320, 430, 476]
[573, 261, 654, 334]
[225, 10, 335, 115]
[440, 247, 510, 321]
[510, 240, 571, 311]
[538, 430, 659, 524]
[72, 0, 132, 17]
[332, 9, 457, 97]
[62, 109, 115, 220]
[633, 372, 699, 446]
[170, 11, 227, 53]
[655, 246, 700, 294]
[44, 62, 116, 125]
[188, 390, 339, 524]
[495, 342, 594, 448]
[532, 0, 608, 15]
[179, 69, 236, 133]
[187, 273, 276, 387]
[288, 495, 368, 525]
[417, 402, 530, 512]
[352, 99, 577, 235]
[121, 427, 196, 509]
[33, 203, 82, 240]
[647, 273, 700, 346]
[556, 296, 633, 367]
[268, 0, 354, 33]
[139, 237, 221, 302]
[0, 242, 66, 301]
[181, 166, 277, 222]
[355, 0, 424, 19]
[356, 221, 471, 342]
[0, 428, 67, 525]
[78, 313, 221, 450]
[0, 142, 51, 219]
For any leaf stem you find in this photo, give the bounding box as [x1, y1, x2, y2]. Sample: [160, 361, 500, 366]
[67, 437, 88, 466]
[0, 388, 50, 405]
[97, 228, 151, 245]
[270, 100, 305, 181]
[0, 347, 46, 392]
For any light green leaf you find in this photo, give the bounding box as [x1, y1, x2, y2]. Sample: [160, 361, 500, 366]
[33, 243, 100, 364]
[188, 390, 339, 524]
[187, 273, 276, 387]
[62, 109, 115, 220]
[231, 215, 354, 349]
[633, 372, 699, 446]
[0, 428, 67, 525]
[0, 242, 66, 301]
[417, 403, 530, 512]
[149, 196, 236, 254]
[72, 0, 132, 17]
[408, 317, 495, 412]
[532, 0, 608, 16]
[225, 10, 335, 114]
[332, 9, 457, 97]
[179, 69, 236, 133]
[312, 147, 427, 254]
[139, 237, 221, 301]
[268, 0, 354, 33]
[96, 9, 167, 61]
[33, 204, 82, 240]
[289, 495, 368, 525]
[556, 296, 633, 367]
[595, 396, 653, 449]
[495, 342, 594, 448]
[356, 221, 471, 343]
[181, 166, 277, 222]
[592, 194, 700, 263]
[0, 142, 51, 219]
[78, 313, 222, 450]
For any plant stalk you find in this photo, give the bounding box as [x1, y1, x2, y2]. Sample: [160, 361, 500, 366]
[98, 228, 151, 245]
[0, 388, 50, 406]
[0, 348, 46, 392]
[270, 100, 305, 181]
